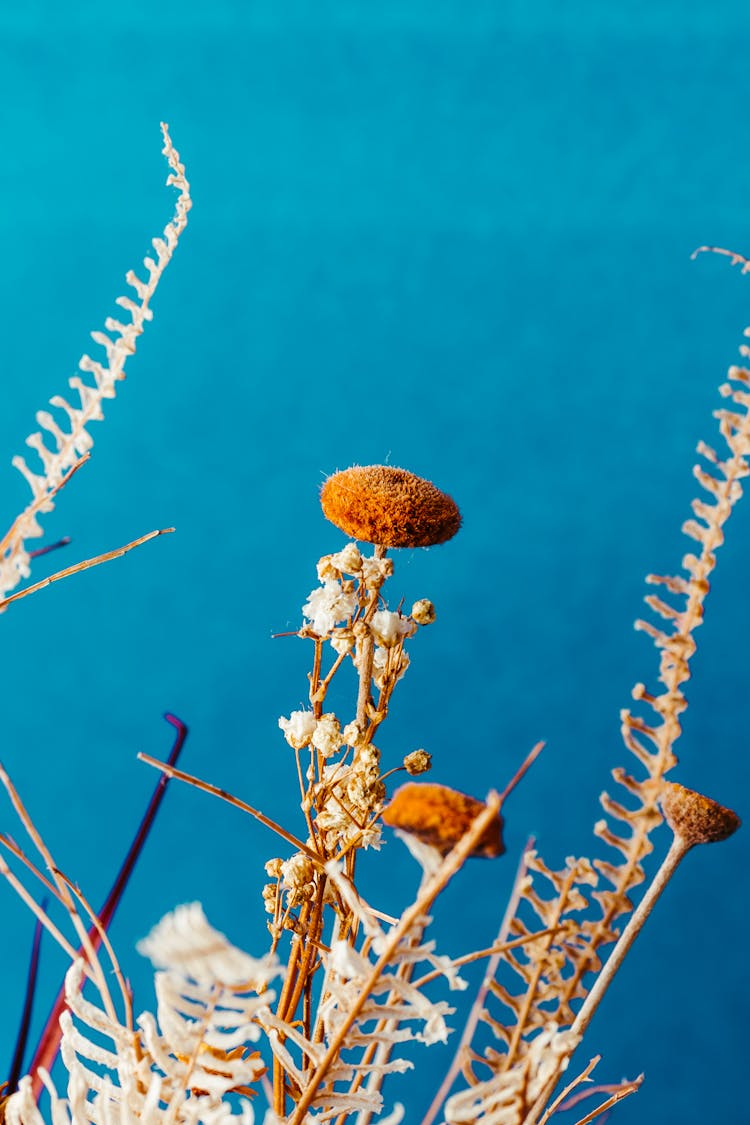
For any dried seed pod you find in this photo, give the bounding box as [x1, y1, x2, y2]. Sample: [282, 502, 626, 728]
[411, 598, 436, 625]
[403, 749, 432, 775]
[661, 782, 741, 846]
[320, 465, 461, 548]
[383, 781, 504, 858]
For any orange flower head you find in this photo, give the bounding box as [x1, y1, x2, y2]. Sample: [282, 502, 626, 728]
[382, 781, 504, 858]
[661, 782, 741, 847]
[320, 465, 461, 548]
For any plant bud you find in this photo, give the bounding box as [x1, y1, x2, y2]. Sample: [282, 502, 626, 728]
[403, 749, 432, 775]
[411, 599, 436, 625]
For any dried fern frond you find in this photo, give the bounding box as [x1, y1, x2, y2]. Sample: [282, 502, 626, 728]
[6, 907, 276, 1125]
[0, 123, 191, 601]
[450, 302, 750, 1124]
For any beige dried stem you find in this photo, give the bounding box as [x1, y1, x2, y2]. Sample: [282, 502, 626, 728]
[0, 528, 174, 613]
[0, 763, 122, 1023]
[287, 793, 502, 1125]
[571, 783, 739, 1042]
[436, 258, 750, 1125]
[0, 122, 190, 603]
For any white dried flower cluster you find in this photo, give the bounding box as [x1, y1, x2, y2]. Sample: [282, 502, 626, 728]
[302, 580, 357, 636]
[317, 542, 363, 578]
[278, 711, 342, 758]
[361, 554, 393, 589]
[298, 547, 426, 710]
[303, 545, 398, 641]
[280, 852, 316, 906]
[370, 610, 417, 648]
[370, 643, 410, 691]
[311, 713, 343, 758]
[278, 710, 318, 750]
[314, 745, 385, 851]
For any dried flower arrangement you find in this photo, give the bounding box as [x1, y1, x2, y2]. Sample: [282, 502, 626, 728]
[0, 131, 744, 1125]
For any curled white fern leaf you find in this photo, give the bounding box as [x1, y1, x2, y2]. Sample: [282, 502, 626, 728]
[7, 903, 278, 1125]
[138, 902, 279, 990]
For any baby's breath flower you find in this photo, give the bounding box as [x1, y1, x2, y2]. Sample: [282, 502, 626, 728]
[329, 542, 363, 574]
[281, 852, 315, 906]
[265, 858, 283, 878]
[303, 580, 357, 635]
[281, 852, 314, 889]
[361, 555, 394, 590]
[371, 609, 417, 647]
[411, 598, 436, 625]
[312, 713, 343, 758]
[357, 743, 381, 771]
[330, 629, 355, 656]
[343, 720, 363, 747]
[372, 644, 410, 689]
[359, 821, 383, 850]
[316, 555, 339, 582]
[404, 749, 432, 775]
[279, 710, 317, 749]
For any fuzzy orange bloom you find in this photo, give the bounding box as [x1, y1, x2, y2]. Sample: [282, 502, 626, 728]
[320, 465, 461, 548]
[382, 782, 505, 858]
[661, 782, 740, 846]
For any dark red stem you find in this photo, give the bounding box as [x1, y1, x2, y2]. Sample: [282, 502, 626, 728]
[28, 713, 188, 1097]
[28, 538, 72, 560]
[7, 910, 45, 1091]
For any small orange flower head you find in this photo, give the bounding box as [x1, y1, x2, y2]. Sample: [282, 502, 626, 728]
[320, 465, 461, 548]
[661, 782, 741, 847]
[382, 781, 505, 858]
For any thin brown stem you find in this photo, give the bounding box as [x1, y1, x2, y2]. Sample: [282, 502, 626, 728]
[537, 1056, 601, 1125]
[273, 899, 315, 1117]
[0, 763, 116, 1023]
[0, 835, 64, 902]
[0, 856, 78, 961]
[570, 1075, 643, 1125]
[138, 753, 320, 864]
[412, 923, 565, 990]
[355, 545, 387, 730]
[313, 648, 349, 703]
[524, 834, 689, 1125]
[309, 638, 324, 718]
[499, 742, 545, 804]
[505, 868, 577, 1068]
[288, 794, 501, 1125]
[0, 528, 174, 611]
[420, 838, 534, 1125]
[55, 872, 134, 1033]
[571, 835, 689, 1041]
[0, 456, 89, 560]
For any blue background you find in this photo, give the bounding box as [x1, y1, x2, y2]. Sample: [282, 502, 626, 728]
[1, 3, 748, 1122]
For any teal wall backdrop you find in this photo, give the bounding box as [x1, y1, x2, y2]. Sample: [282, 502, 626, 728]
[1, 4, 748, 1122]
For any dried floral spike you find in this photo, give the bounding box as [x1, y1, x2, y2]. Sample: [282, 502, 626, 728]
[320, 465, 461, 547]
[661, 782, 741, 846]
[383, 781, 504, 857]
